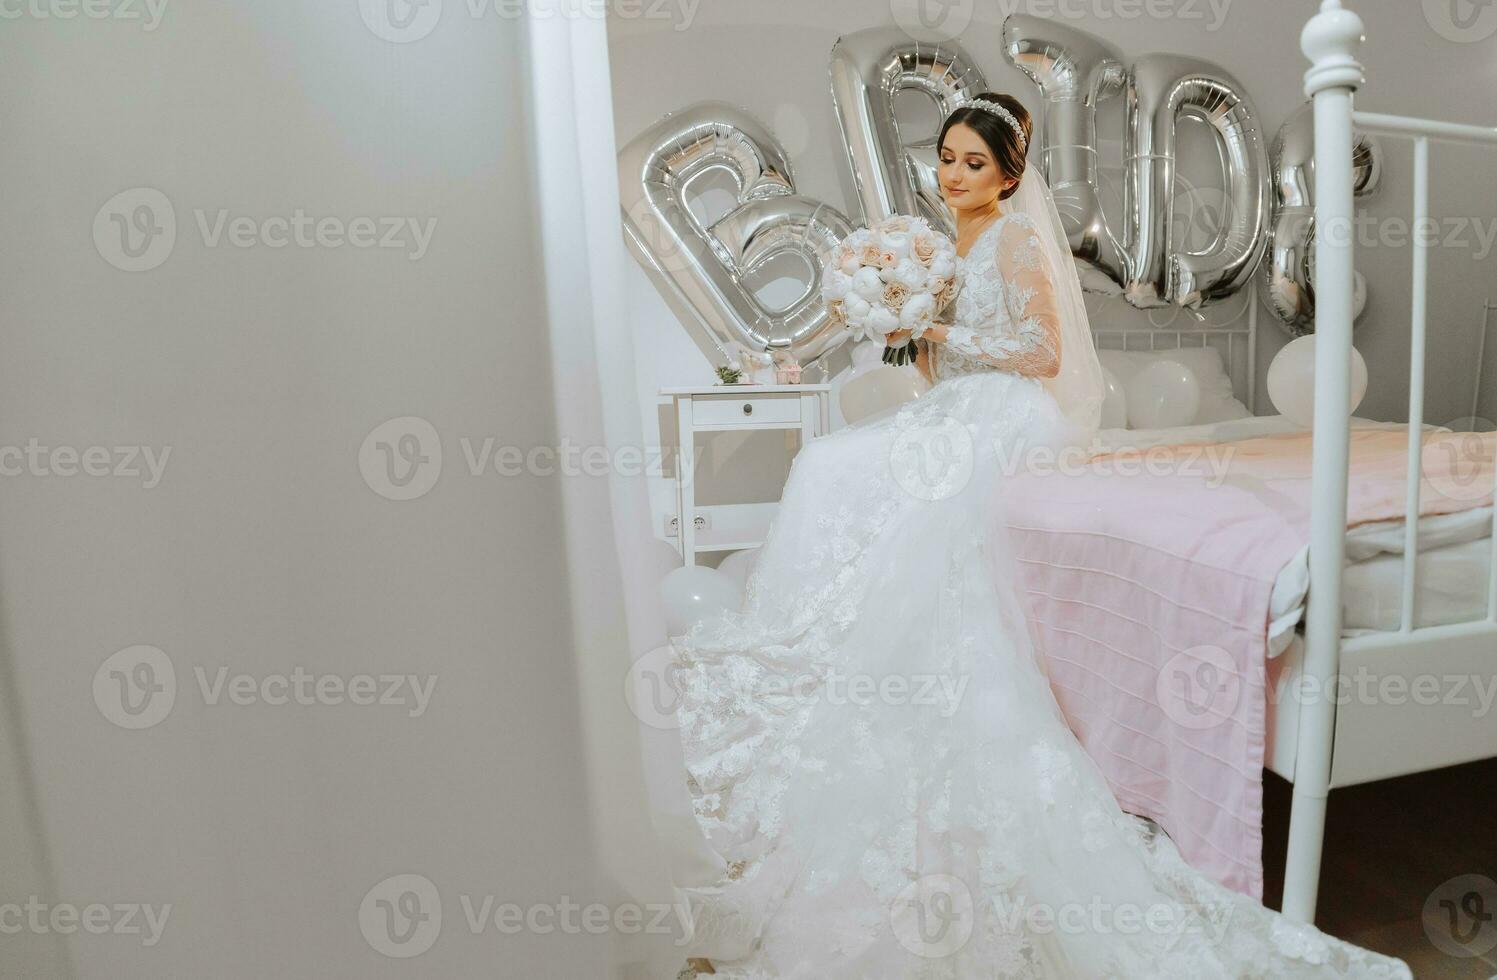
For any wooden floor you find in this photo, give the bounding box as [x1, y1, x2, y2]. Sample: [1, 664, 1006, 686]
[1263, 756, 1497, 977]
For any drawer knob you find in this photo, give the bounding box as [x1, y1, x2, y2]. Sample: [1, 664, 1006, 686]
[742, 403, 753, 415]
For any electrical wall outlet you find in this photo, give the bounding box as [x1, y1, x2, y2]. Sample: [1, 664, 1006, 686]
[664, 513, 711, 537]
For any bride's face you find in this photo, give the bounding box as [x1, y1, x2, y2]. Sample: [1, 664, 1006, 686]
[938, 123, 1016, 214]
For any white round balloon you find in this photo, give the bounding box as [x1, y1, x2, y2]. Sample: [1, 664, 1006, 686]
[659, 564, 741, 637]
[716, 547, 761, 594]
[1100, 366, 1129, 429]
[1267, 335, 1369, 428]
[850, 339, 885, 370]
[1125, 359, 1200, 430]
[829, 341, 888, 429]
[840, 364, 925, 425]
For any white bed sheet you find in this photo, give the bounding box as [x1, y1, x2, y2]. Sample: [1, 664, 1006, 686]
[1094, 415, 1494, 654]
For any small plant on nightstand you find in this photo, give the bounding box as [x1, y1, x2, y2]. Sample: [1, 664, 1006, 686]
[715, 364, 742, 385]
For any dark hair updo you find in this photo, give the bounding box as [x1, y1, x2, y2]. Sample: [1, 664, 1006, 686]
[938, 92, 1033, 201]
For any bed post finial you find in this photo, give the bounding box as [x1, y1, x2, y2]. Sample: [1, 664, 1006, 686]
[1301, 0, 1365, 97]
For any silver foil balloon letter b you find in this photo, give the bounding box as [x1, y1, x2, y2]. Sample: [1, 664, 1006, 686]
[617, 102, 856, 366]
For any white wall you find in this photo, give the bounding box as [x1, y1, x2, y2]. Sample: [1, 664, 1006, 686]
[610, 0, 1497, 537]
[0, 1, 667, 976]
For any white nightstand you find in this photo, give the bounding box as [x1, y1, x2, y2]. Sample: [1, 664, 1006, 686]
[662, 383, 832, 566]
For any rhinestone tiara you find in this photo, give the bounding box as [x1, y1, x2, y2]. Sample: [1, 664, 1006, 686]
[959, 98, 1027, 153]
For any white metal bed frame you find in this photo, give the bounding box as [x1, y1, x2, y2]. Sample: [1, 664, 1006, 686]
[1088, 291, 1260, 414]
[1282, 0, 1497, 923]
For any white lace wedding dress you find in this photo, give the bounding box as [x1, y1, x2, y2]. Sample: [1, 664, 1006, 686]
[668, 212, 1411, 978]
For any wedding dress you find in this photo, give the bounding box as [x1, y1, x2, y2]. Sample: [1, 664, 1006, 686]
[666, 202, 1411, 977]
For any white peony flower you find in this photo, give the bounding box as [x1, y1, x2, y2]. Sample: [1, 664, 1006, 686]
[886, 257, 927, 290]
[867, 306, 899, 337]
[900, 292, 934, 329]
[880, 230, 912, 262]
[851, 266, 885, 303]
[820, 269, 852, 303]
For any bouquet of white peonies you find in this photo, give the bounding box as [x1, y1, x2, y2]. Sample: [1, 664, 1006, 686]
[819, 214, 958, 367]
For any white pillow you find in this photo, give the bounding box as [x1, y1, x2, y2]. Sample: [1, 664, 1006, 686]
[1096, 346, 1251, 427]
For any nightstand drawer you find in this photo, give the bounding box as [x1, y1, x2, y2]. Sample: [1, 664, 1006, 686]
[691, 392, 803, 427]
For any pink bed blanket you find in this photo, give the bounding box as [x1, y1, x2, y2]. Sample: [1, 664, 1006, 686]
[997, 424, 1496, 898]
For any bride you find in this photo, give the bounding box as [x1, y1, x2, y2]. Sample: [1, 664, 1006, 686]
[666, 93, 1410, 978]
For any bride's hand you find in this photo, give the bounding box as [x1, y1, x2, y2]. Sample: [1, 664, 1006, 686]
[884, 328, 913, 347]
[920, 320, 950, 344]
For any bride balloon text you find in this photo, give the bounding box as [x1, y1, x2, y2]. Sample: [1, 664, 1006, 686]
[619, 15, 1281, 364]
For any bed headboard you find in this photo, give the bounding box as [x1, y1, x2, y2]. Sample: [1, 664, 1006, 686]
[1086, 290, 1259, 413]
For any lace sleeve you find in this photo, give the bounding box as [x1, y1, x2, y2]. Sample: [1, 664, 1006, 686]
[941, 213, 1062, 380]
